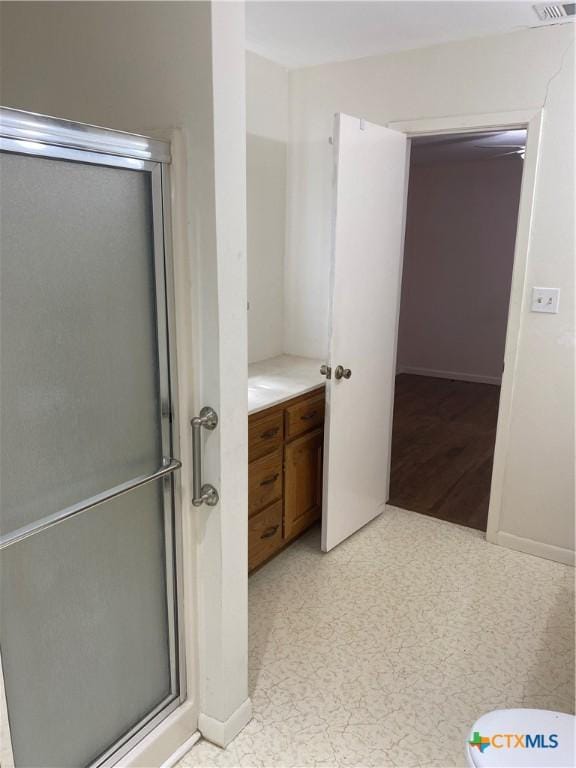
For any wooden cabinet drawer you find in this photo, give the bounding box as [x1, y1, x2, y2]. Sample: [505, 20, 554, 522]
[249, 411, 284, 462]
[285, 392, 325, 440]
[249, 500, 283, 571]
[249, 447, 283, 516]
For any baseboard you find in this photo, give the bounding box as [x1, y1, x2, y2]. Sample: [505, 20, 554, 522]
[198, 697, 252, 748]
[495, 531, 575, 566]
[397, 365, 501, 386]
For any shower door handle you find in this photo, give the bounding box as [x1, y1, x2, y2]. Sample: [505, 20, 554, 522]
[191, 407, 219, 507]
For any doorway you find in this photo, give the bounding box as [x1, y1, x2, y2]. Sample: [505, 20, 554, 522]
[320, 112, 540, 553]
[389, 130, 526, 531]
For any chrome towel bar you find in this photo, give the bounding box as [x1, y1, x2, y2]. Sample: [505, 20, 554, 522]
[0, 458, 182, 550]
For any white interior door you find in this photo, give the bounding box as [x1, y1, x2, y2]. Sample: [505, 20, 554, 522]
[321, 113, 409, 552]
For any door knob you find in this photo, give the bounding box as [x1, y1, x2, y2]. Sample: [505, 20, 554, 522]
[320, 364, 332, 380]
[334, 365, 352, 380]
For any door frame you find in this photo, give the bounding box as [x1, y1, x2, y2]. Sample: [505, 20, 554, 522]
[117, 128, 202, 768]
[387, 108, 543, 544]
[129, 3, 251, 754]
[0, 108, 195, 768]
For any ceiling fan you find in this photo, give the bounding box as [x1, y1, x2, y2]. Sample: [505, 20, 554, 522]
[471, 143, 526, 159]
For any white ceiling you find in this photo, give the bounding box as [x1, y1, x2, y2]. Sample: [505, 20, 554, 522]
[411, 129, 527, 164]
[245, 1, 562, 69]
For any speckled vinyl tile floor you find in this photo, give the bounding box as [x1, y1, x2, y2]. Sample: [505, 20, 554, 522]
[179, 506, 575, 768]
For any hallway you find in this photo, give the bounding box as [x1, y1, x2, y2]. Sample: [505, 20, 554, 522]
[181, 507, 574, 768]
[389, 375, 501, 530]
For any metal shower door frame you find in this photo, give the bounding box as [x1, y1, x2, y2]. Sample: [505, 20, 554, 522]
[0, 107, 186, 768]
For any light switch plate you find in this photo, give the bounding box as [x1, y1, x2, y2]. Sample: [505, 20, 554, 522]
[531, 287, 560, 314]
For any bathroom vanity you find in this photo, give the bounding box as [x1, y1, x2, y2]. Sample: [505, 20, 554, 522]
[248, 356, 325, 571]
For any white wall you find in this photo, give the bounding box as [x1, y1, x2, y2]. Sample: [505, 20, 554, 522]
[397, 155, 523, 385]
[0, 0, 250, 752]
[246, 51, 289, 363]
[285, 24, 575, 561]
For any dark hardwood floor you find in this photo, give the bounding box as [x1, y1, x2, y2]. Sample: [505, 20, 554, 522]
[388, 374, 501, 531]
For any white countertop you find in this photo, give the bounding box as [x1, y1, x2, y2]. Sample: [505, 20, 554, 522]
[248, 355, 325, 415]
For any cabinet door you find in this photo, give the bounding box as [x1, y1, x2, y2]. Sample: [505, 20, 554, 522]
[284, 428, 323, 541]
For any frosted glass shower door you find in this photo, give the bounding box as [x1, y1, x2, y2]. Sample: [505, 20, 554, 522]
[0, 119, 182, 768]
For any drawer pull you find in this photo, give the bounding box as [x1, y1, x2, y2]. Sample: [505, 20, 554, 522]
[300, 411, 318, 421]
[260, 473, 279, 487]
[261, 525, 279, 539]
[261, 427, 280, 439]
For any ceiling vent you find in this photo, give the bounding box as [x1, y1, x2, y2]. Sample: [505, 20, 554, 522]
[533, 3, 575, 21]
